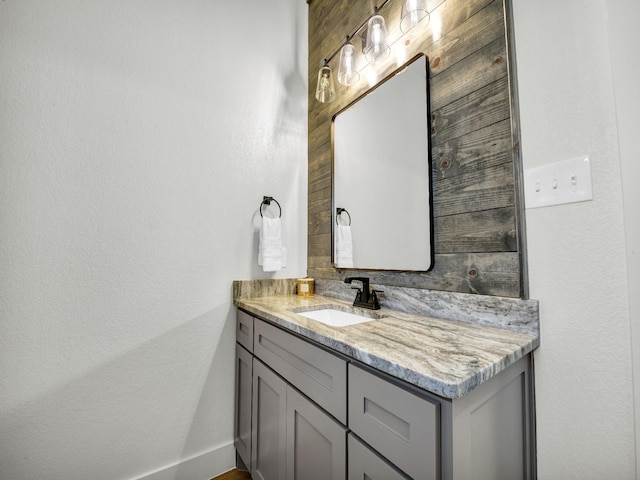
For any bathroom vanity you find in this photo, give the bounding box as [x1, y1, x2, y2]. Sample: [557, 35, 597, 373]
[233, 288, 538, 480]
[268, 0, 537, 475]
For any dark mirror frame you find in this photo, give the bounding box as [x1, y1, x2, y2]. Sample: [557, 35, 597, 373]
[330, 53, 434, 272]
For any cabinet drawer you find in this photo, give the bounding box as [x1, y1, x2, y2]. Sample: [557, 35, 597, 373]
[237, 310, 254, 352]
[348, 434, 409, 480]
[348, 364, 440, 480]
[254, 318, 347, 423]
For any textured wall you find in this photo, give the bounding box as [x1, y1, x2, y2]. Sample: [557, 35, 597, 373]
[0, 1, 307, 478]
[513, 1, 636, 477]
[307, 0, 524, 298]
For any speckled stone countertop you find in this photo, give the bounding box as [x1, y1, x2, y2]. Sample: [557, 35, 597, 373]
[234, 293, 539, 399]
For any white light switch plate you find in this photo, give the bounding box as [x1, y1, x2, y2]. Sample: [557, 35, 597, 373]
[524, 155, 593, 209]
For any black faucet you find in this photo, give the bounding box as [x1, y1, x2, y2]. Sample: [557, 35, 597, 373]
[344, 277, 381, 310]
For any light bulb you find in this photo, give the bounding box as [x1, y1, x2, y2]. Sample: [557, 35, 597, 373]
[364, 15, 390, 64]
[400, 0, 429, 33]
[315, 62, 336, 103]
[338, 43, 360, 86]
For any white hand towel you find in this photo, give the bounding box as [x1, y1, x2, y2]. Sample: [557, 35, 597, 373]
[335, 224, 354, 268]
[259, 216, 284, 272]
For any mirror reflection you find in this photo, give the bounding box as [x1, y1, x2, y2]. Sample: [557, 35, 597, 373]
[332, 54, 433, 271]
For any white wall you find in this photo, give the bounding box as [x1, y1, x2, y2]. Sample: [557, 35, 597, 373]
[607, 1, 640, 474]
[0, 1, 307, 479]
[512, 1, 637, 478]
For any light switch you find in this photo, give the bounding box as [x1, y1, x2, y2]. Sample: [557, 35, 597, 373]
[524, 155, 593, 209]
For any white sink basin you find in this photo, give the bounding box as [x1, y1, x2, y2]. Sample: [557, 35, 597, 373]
[296, 308, 377, 327]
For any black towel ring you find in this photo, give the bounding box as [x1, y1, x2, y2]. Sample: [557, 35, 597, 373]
[260, 196, 282, 218]
[336, 208, 351, 226]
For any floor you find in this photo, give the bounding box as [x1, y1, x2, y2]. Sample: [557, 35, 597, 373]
[211, 469, 252, 480]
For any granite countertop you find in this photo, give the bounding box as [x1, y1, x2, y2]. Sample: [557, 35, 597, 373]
[234, 294, 539, 399]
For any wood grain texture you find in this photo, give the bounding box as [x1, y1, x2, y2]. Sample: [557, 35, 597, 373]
[307, 0, 523, 297]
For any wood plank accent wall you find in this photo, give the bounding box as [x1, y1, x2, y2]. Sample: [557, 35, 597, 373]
[307, 0, 524, 298]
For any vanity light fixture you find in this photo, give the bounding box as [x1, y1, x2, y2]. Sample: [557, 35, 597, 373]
[314, 0, 430, 102]
[400, 0, 430, 33]
[315, 59, 336, 103]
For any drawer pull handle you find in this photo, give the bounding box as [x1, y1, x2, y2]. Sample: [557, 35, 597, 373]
[364, 397, 411, 442]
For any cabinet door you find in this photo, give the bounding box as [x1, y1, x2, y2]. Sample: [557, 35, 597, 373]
[286, 386, 347, 480]
[252, 359, 287, 480]
[347, 434, 409, 480]
[234, 344, 253, 470]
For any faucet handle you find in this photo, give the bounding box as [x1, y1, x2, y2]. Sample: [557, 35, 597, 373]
[351, 286, 363, 302]
[370, 290, 382, 310]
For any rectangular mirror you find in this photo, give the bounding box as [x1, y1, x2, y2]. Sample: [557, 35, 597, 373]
[332, 54, 433, 271]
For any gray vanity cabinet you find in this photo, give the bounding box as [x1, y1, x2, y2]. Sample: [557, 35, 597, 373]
[235, 308, 534, 480]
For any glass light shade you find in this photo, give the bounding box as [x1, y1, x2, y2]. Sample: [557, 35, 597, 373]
[400, 0, 430, 33]
[337, 43, 360, 86]
[315, 62, 336, 103]
[364, 15, 390, 64]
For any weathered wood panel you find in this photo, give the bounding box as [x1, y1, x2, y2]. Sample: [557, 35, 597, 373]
[308, 252, 520, 297]
[433, 161, 515, 217]
[308, 185, 331, 213]
[432, 118, 513, 181]
[434, 207, 516, 253]
[425, 0, 505, 76]
[307, 0, 522, 297]
[429, 35, 507, 110]
[308, 209, 332, 236]
[308, 162, 331, 194]
[308, 122, 332, 151]
[431, 76, 510, 143]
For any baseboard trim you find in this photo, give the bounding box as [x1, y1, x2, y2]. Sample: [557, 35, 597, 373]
[135, 441, 235, 480]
